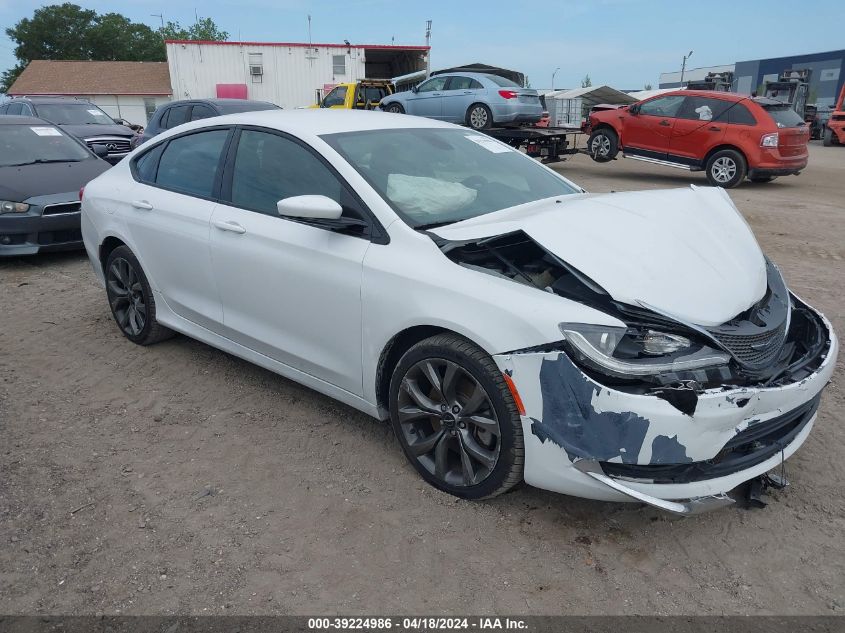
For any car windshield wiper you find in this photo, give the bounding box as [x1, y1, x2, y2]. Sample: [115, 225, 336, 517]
[6, 158, 83, 166]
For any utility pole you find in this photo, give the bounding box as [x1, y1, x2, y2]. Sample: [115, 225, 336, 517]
[425, 20, 432, 75]
[151, 13, 164, 30]
[680, 50, 693, 87]
[552, 67, 560, 91]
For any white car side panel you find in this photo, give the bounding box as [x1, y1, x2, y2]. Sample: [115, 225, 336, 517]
[209, 205, 369, 395]
[123, 184, 223, 329]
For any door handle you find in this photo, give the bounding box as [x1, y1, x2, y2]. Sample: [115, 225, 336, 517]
[432, 93, 441, 96]
[463, 91, 474, 94]
[131, 200, 153, 210]
[658, 120, 671, 127]
[212, 219, 246, 234]
[708, 126, 722, 131]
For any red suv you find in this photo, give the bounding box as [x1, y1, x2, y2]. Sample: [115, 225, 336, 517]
[586, 90, 809, 188]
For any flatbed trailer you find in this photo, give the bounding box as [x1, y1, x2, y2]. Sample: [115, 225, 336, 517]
[481, 126, 585, 164]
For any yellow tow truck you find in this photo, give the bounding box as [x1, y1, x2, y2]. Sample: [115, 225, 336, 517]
[312, 80, 394, 110]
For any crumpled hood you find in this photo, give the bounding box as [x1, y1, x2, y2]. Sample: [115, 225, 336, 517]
[431, 186, 767, 327]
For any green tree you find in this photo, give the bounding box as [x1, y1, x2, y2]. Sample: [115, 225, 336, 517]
[2, 4, 227, 92]
[159, 17, 229, 41]
[581, 74, 592, 88]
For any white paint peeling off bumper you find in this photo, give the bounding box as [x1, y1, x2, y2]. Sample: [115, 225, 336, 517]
[494, 311, 837, 508]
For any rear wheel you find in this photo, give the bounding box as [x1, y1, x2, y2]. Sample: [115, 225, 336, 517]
[587, 128, 618, 162]
[386, 103, 404, 114]
[466, 103, 493, 130]
[823, 127, 834, 146]
[705, 149, 746, 188]
[389, 334, 523, 500]
[105, 246, 174, 346]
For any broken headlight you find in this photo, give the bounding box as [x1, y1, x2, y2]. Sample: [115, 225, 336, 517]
[559, 323, 729, 378]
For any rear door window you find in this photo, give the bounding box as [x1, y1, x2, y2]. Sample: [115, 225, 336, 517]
[154, 129, 230, 198]
[6, 102, 23, 115]
[190, 104, 217, 121]
[163, 104, 190, 129]
[677, 96, 732, 121]
[446, 76, 477, 90]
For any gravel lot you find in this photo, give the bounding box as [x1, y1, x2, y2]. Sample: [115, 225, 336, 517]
[1, 141, 842, 616]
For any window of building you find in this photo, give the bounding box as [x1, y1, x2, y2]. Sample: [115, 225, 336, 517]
[249, 53, 263, 84]
[332, 55, 346, 76]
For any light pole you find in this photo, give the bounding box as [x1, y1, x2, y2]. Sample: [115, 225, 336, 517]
[680, 50, 693, 87]
[552, 67, 560, 91]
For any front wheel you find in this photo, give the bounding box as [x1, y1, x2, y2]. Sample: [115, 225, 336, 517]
[389, 334, 524, 500]
[705, 149, 747, 188]
[466, 104, 493, 130]
[587, 128, 619, 162]
[385, 102, 404, 114]
[105, 246, 174, 345]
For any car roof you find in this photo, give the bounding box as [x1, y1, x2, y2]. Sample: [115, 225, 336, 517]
[165, 98, 275, 107]
[152, 109, 455, 141]
[11, 96, 92, 104]
[664, 90, 748, 102]
[0, 114, 53, 125]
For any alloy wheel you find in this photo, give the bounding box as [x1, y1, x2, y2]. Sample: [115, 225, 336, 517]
[107, 257, 146, 336]
[711, 156, 737, 184]
[397, 358, 501, 487]
[591, 134, 611, 157]
[469, 106, 488, 129]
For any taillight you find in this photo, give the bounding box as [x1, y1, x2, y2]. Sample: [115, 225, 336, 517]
[761, 132, 779, 147]
[498, 90, 518, 99]
[79, 186, 85, 201]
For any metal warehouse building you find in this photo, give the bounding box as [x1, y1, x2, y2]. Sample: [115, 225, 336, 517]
[165, 40, 430, 109]
[659, 49, 844, 107]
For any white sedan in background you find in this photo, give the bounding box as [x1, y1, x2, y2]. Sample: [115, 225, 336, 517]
[81, 110, 837, 514]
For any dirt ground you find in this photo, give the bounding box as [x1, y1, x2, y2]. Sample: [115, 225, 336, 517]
[1, 141, 843, 616]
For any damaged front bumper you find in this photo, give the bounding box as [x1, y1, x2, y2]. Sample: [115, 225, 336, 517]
[494, 306, 837, 512]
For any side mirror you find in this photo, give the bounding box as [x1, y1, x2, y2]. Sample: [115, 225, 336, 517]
[629, 104, 640, 115]
[277, 195, 343, 220]
[411, 85, 419, 93]
[92, 144, 109, 158]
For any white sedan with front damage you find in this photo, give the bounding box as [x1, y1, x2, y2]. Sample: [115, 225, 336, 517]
[80, 109, 837, 514]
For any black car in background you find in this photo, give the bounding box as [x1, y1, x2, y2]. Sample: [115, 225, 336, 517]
[0, 97, 135, 164]
[0, 116, 111, 256]
[135, 98, 280, 147]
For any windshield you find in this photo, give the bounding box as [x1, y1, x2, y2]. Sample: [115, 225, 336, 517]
[322, 128, 578, 228]
[35, 103, 114, 125]
[0, 124, 90, 166]
[762, 105, 806, 128]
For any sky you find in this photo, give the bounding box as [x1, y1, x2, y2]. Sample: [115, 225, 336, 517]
[1, 0, 843, 90]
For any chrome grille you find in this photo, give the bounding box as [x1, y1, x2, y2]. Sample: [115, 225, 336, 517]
[42, 202, 81, 216]
[708, 323, 788, 369]
[85, 137, 131, 154]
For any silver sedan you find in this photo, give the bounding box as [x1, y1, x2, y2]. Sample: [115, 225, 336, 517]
[379, 72, 542, 130]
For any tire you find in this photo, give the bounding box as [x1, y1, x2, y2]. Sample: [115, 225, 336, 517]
[388, 334, 524, 500]
[587, 128, 619, 162]
[705, 148, 747, 188]
[105, 245, 174, 346]
[385, 102, 404, 114]
[749, 175, 776, 183]
[466, 103, 493, 130]
[823, 127, 834, 147]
